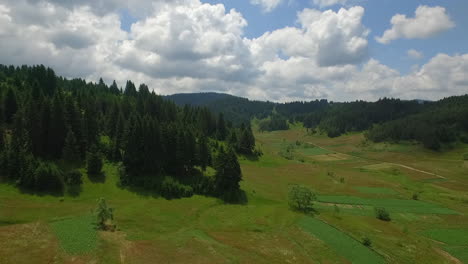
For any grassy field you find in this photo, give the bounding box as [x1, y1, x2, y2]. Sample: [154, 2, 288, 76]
[299, 216, 385, 264]
[422, 228, 468, 263]
[50, 215, 97, 254]
[1, 124, 468, 263]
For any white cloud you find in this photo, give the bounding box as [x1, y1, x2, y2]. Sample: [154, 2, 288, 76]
[250, 6, 369, 67]
[376, 5, 455, 44]
[407, 49, 423, 60]
[250, 0, 283, 12]
[312, 0, 348, 8]
[0, 0, 467, 102]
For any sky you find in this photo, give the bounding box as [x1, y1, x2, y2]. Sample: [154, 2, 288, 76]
[0, 0, 467, 102]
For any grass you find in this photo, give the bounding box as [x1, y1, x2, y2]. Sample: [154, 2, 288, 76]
[1, 125, 468, 263]
[317, 195, 458, 214]
[422, 228, 468, 245]
[298, 216, 385, 264]
[50, 215, 97, 255]
[355, 186, 398, 195]
[297, 146, 332, 156]
[422, 228, 468, 263]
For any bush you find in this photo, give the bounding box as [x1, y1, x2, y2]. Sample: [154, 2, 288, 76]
[362, 237, 372, 247]
[34, 161, 63, 193]
[288, 184, 316, 213]
[375, 207, 391, 221]
[412, 193, 419, 200]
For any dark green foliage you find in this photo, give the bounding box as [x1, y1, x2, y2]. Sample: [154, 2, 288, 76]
[87, 148, 103, 176]
[216, 113, 227, 140]
[258, 115, 289, 132]
[214, 147, 242, 202]
[95, 198, 114, 231]
[0, 64, 245, 200]
[32, 161, 63, 193]
[375, 207, 391, 221]
[0, 127, 4, 152]
[3, 88, 18, 124]
[238, 124, 255, 155]
[288, 184, 316, 213]
[160, 176, 194, 199]
[65, 170, 82, 186]
[63, 129, 80, 162]
[366, 96, 468, 150]
[48, 94, 67, 158]
[198, 136, 210, 171]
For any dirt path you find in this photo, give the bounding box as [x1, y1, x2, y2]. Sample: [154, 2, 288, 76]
[306, 142, 446, 179]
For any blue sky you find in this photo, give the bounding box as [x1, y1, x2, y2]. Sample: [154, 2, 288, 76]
[2, 0, 468, 101]
[194, 0, 468, 74]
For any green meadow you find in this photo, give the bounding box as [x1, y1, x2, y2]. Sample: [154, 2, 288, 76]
[1, 125, 468, 263]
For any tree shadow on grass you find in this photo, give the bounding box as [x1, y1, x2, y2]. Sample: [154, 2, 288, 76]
[220, 189, 249, 205]
[67, 184, 83, 197]
[18, 186, 64, 197]
[241, 153, 260, 162]
[88, 172, 105, 183]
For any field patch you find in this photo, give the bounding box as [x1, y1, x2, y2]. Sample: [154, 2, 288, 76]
[50, 215, 97, 255]
[311, 153, 350, 161]
[298, 217, 385, 264]
[0, 222, 58, 264]
[422, 228, 468, 263]
[361, 163, 395, 170]
[317, 195, 458, 214]
[298, 146, 332, 156]
[355, 186, 398, 195]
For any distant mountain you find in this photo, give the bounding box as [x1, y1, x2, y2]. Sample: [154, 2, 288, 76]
[166, 92, 275, 125]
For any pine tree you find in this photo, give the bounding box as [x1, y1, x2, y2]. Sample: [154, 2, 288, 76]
[214, 147, 242, 200]
[198, 135, 210, 171]
[216, 113, 227, 140]
[228, 130, 238, 150]
[63, 129, 80, 162]
[84, 101, 99, 150]
[238, 125, 255, 154]
[124, 80, 137, 97]
[109, 80, 120, 95]
[4, 88, 18, 124]
[48, 94, 67, 158]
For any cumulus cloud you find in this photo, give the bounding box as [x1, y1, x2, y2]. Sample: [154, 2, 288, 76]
[250, 0, 283, 12]
[376, 5, 455, 44]
[250, 7, 369, 67]
[407, 49, 423, 60]
[312, 0, 348, 8]
[0, 0, 467, 102]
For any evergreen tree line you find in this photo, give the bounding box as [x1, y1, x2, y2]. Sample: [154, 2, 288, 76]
[0, 64, 255, 201]
[258, 114, 289, 132]
[365, 96, 468, 150]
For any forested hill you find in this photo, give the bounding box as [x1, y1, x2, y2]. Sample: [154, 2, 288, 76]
[167, 91, 468, 150]
[167, 92, 275, 125]
[0, 64, 257, 202]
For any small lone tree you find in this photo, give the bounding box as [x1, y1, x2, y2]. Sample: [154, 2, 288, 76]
[362, 236, 372, 247]
[95, 198, 114, 231]
[375, 207, 391, 221]
[288, 184, 316, 213]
